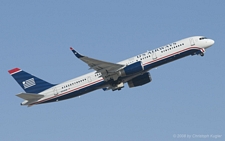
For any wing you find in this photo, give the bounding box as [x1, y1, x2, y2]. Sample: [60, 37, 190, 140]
[70, 47, 125, 81]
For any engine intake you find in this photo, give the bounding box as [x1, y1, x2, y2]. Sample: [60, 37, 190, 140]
[128, 72, 152, 88]
[119, 61, 144, 77]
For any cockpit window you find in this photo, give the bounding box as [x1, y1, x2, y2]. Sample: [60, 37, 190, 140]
[199, 37, 207, 40]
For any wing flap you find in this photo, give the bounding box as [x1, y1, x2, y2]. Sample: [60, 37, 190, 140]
[81, 56, 124, 71]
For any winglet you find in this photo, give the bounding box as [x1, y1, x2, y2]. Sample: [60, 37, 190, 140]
[70, 47, 84, 58]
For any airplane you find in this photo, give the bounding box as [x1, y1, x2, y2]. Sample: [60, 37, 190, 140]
[8, 36, 214, 107]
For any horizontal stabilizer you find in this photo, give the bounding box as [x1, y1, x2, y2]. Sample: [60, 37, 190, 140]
[16, 93, 44, 101]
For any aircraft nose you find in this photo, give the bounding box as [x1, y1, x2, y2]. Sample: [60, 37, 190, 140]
[208, 39, 215, 46]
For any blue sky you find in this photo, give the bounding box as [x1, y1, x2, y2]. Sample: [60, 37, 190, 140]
[1, 0, 224, 140]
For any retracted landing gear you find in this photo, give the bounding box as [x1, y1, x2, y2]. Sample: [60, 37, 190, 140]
[192, 50, 205, 57]
[112, 82, 124, 91]
[102, 82, 124, 91]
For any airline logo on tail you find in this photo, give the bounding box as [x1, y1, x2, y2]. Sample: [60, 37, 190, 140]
[23, 78, 36, 89]
[8, 68, 55, 94]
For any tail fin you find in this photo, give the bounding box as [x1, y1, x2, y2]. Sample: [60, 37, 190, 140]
[8, 68, 55, 93]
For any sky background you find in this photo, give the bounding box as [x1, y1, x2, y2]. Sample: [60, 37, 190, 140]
[1, 0, 224, 140]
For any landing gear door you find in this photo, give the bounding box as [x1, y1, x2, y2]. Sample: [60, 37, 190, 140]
[189, 38, 195, 46]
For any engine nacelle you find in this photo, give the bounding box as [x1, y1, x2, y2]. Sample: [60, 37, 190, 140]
[128, 72, 152, 88]
[119, 61, 144, 77]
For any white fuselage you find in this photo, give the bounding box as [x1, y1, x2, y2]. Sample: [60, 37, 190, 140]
[31, 36, 214, 106]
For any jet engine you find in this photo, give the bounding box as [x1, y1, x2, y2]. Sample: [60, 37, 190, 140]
[118, 61, 144, 77]
[128, 72, 152, 88]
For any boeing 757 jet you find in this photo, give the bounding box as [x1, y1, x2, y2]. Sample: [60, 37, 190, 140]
[8, 36, 214, 106]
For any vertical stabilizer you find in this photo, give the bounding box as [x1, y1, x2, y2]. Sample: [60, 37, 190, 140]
[8, 68, 55, 93]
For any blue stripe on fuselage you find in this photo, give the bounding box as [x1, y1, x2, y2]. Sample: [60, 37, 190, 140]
[34, 81, 107, 105]
[144, 48, 199, 70]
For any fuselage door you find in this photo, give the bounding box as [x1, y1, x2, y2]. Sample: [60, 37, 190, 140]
[152, 50, 157, 60]
[87, 76, 92, 82]
[53, 87, 58, 95]
[189, 38, 195, 46]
